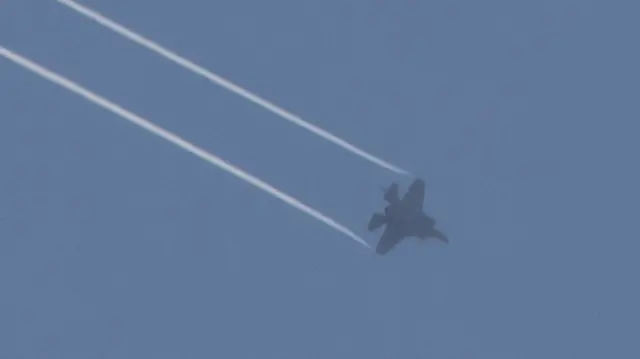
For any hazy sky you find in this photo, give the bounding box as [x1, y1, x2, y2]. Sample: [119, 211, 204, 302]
[1, 0, 639, 358]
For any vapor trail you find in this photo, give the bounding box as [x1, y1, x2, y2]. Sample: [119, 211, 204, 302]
[57, 0, 410, 176]
[0, 46, 371, 249]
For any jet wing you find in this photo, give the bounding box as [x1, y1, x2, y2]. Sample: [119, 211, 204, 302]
[401, 178, 425, 211]
[405, 214, 449, 243]
[429, 229, 449, 243]
[375, 225, 404, 255]
[405, 213, 437, 239]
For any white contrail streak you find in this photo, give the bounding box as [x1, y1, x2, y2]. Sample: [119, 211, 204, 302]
[57, 0, 410, 176]
[0, 46, 371, 249]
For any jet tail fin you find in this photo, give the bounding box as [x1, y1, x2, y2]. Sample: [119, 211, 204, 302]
[381, 183, 400, 204]
[368, 213, 387, 231]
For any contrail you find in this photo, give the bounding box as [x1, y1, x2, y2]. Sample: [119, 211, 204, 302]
[0, 46, 371, 249]
[57, 0, 410, 176]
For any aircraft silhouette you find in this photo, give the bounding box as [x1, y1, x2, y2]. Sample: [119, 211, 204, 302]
[368, 178, 448, 255]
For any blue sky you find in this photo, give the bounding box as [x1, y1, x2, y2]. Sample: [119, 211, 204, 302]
[1, 0, 639, 357]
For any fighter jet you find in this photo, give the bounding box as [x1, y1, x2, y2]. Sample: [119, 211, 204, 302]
[368, 178, 448, 255]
